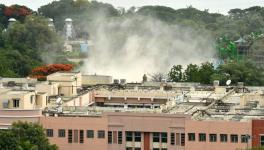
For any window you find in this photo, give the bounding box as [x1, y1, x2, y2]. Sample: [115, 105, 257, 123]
[13, 99, 19, 108]
[126, 131, 133, 141]
[118, 131, 122, 144]
[108, 131, 112, 144]
[241, 135, 249, 143]
[46, 96, 48, 105]
[30, 95, 34, 104]
[220, 134, 228, 142]
[80, 130, 84, 143]
[153, 149, 159, 150]
[181, 133, 185, 146]
[261, 135, 264, 146]
[68, 130, 72, 143]
[74, 130, 78, 143]
[161, 149, 167, 150]
[134, 132, 141, 142]
[87, 130, 94, 138]
[161, 132, 167, 143]
[58, 129, 65, 137]
[98, 130, 105, 138]
[126, 148, 133, 150]
[170, 133, 175, 145]
[46, 129, 53, 137]
[153, 132, 160, 142]
[210, 134, 217, 142]
[2, 100, 9, 108]
[231, 134, 238, 143]
[199, 133, 206, 142]
[135, 148, 141, 150]
[188, 133, 195, 141]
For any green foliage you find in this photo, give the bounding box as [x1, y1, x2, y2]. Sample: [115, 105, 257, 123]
[198, 62, 215, 84]
[169, 62, 215, 84]
[0, 121, 58, 150]
[168, 65, 183, 82]
[38, 0, 119, 37]
[0, 13, 62, 77]
[169, 61, 264, 86]
[184, 64, 200, 82]
[212, 61, 264, 86]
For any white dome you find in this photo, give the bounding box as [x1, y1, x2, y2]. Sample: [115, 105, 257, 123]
[65, 18, 73, 22]
[8, 18, 16, 22]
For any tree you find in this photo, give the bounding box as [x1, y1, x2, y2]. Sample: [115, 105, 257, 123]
[0, 14, 63, 77]
[211, 61, 264, 86]
[150, 72, 167, 82]
[5, 15, 61, 51]
[168, 65, 183, 82]
[184, 64, 200, 82]
[0, 121, 58, 150]
[30, 64, 74, 80]
[198, 62, 215, 84]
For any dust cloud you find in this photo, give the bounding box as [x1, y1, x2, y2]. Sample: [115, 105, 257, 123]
[81, 14, 216, 82]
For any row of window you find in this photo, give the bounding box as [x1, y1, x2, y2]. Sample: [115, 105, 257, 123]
[187, 133, 249, 143]
[125, 132, 185, 146]
[126, 132, 142, 142]
[46, 129, 249, 145]
[46, 129, 105, 144]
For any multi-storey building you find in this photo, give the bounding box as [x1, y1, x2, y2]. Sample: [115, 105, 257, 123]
[0, 72, 264, 150]
[39, 112, 257, 150]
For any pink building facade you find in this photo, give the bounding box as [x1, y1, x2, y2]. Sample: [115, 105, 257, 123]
[185, 120, 251, 150]
[39, 113, 253, 150]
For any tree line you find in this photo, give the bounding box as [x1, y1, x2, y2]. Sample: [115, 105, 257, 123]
[0, 4, 69, 77]
[168, 61, 264, 86]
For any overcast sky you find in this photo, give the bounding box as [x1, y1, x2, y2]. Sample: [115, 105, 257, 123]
[1, 0, 264, 14]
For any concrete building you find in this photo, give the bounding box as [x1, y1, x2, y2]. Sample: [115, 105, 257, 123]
[82, 75, 112, 85]
[0, 109, 41, 129]
[38, 113, 253, 150]
[47, 72, 82, 97]
[93, 89, 179, 108]
[1, 72, 264, 149]
[0, 90, 47, 109]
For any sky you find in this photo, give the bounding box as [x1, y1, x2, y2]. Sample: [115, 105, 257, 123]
[1, 0, 264, 14]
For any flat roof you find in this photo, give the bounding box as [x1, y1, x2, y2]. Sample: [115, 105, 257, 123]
[48, 71, 80, 76]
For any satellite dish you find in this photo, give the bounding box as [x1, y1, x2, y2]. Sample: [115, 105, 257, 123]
[226, 80, 231, 86]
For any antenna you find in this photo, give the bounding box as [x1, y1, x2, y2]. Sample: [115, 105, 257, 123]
[226, 80, 231, 86]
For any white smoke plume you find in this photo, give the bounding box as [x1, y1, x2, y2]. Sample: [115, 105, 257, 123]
[81, 14, 216, 82]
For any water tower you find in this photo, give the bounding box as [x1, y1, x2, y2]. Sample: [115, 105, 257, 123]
[8, 18, 16, 27]
[64, 18, 75, 40]
[48, 18, 55, 31]
[142, 74, 147, 83]
[234, 37, 250, 56]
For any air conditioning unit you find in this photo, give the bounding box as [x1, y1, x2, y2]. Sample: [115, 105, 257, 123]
[120, 79, 126, 85]
[113, 79, 119, 84]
